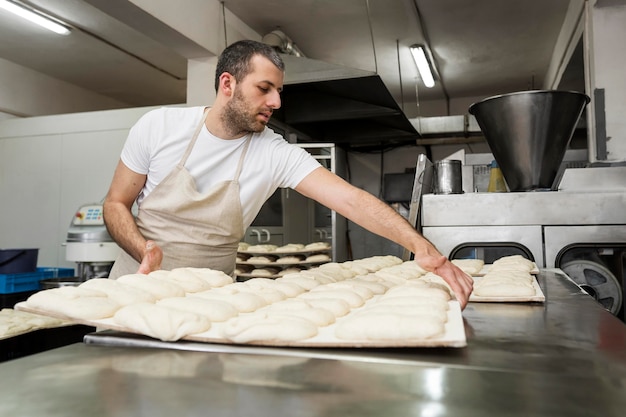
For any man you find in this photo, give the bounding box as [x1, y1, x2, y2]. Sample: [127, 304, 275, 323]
[103, 40, 473, 307]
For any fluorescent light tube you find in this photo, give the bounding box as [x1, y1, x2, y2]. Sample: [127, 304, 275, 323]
[0, 0, 71, 35]
[410, 45, 435, 88]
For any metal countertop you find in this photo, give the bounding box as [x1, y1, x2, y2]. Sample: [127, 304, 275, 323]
[1, 269, 625, 416]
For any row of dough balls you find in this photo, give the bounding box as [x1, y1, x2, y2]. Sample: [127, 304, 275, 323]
[473, 255, 537, 297]
[24, 256, 452, 343]
[0, 308, 70, 339]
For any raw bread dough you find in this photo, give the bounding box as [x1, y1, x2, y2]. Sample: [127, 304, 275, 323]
[305, 253, 331, 263]
[259, 299, 336, 326]
[302, 298, 351, 317]
[191, 287, 267, 312]
[221, 312, 318, 343]
[276, 274, 321, 290]
[277, 267, 304, 276]
[157, 296, 238, 322]
[25, 287, 120, 320]
[451, 259, 485, 275]
[374, 295, 450, 311]
[152, 269, 213, 293]
[335, 312, 445, 341]
[179, 268, 234, 287]
[298, 288, 365, 308]
[0, 308, 67, 338]
[276, 255, 305, 264]
[113, 303, 211, 341]
[79, 278, 156, 305]
[242, 278, 306, 297]
[247, 256, 277, 264]
[304, 242, 331, 251]
[246, 244, 278, 253]
[276, 243, 305, 252]
[311, 282, 374, 300]
[228, 282, 287, 304]
[250, 268, 280, 277]
[117, 274, 186, 299]
[491, 255, 537, 272]
[473, 282, 536, 297]
[384, 284, 451, 301]
[358, 304, 449, 322]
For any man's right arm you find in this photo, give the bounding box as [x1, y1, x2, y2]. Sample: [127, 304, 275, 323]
[103, 160, 162, 272]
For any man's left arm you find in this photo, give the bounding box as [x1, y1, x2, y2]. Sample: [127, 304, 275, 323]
[295, 167, 473, 308]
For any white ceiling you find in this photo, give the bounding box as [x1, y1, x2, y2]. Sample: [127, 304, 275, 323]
[0, 0, 583, 117]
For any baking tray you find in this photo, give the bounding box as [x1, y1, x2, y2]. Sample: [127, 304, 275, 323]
[238, 248, 331, 256]
[468, 275, 545, 303]
[15, 297, 466, 348]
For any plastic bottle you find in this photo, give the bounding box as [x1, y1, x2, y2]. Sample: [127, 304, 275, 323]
[487, 160, 507, 192]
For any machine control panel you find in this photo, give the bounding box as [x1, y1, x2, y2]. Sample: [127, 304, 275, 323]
[72, 204, 104, 226]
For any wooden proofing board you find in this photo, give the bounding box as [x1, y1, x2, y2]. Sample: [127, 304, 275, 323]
[15, 297, 466, 348]
[468, 275, 545, 303]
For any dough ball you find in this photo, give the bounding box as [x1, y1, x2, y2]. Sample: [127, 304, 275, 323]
[113, 303, 211, 341]
[26, 287, 120, 320]
[451, 259, 485, 275]
[180, 268, 234, 287]
[79, 278, 156, 305]
[155, 269, 213, 293]
[302, 298, 351, 317]
[305, 254, 331, 263]
[117, 274, 186, 299]
[192, 287, 267, 312]
[304, 242, 331, 251]
[298, 288, 365, 308]
[247, 256, 277, 264]
[221, 312, 318, 343]
[260, 299, 336, 326]
[157, 296, 238, 322]
[276, 255, 305, 264]
[250, 267, 280, 277]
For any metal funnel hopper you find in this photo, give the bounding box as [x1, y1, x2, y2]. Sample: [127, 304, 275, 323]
[469, 90, 590, 191]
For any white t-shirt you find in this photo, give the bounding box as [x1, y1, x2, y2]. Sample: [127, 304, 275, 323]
[121, 106, 321, 229]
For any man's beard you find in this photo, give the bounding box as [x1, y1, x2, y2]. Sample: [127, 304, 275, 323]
[222, 89, 268, 136]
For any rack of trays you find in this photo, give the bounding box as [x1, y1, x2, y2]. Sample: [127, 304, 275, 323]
[235, 242, 332, 280]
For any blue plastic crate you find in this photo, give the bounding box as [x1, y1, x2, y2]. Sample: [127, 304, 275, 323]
[0, 267, 75, 294]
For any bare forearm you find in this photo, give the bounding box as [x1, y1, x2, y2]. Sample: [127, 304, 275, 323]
[103, 200, 146, 263]
[339, 188, 439, 261]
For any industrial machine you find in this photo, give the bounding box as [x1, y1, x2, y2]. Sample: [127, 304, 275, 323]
[65, 203, 120, 280]
[416, 91, 626, 320]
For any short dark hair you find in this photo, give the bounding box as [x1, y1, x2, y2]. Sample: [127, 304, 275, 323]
[214, 40, 285, 91]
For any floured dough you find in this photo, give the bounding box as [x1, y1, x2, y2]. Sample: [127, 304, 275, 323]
[276, 274, 321, 290]
[228, 282, 287, 304]
[179, 268, 233, 287]
[113, 303, 211, 341]
[191, 287, 267, 312]
[276, 243, 305, 252]
[305, 253, 331, 263]
[221, 312, 318, 343]
[302, 298, 351, 317]
[311, 282, 374, 300]
[304, 242, 331, 251]
[250, 267, 280, 277]
[373, 295, 450, 311]
[157, 296, 238, 322]
[383, 283, 451, 301]
[247, 256, 277, 264]
[298, 288, 365, 308]
[246, 244, 278, 253]
[117, 274, 186, 299]
[79, 278, 156, 305]
[473, 282, 536, 297]
[259, 299, 336, 326]
[276, 255, 305, 264]
[25, 287, 120, 320]
[451, 259, 485, 275]
[242, 278, 306, 297]
[153, 269, 213, 293]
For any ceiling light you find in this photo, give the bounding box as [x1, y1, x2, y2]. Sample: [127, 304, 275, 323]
[410, 44, 435, 88]
[0, 0, 71, 35]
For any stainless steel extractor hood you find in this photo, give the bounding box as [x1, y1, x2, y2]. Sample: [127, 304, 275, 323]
[273, 54, 419, 149]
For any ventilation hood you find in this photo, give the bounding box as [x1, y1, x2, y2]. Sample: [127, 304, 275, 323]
[272, 54, 419, 149]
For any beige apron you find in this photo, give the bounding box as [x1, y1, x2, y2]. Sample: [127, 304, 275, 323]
[109, 108, 251, 278]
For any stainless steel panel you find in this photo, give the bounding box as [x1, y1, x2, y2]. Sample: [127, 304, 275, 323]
[422, 191, 626, 226]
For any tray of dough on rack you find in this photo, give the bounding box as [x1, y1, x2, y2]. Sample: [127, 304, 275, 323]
[451, 256, 545, 303]
[236, 242, 333, 279]
[15, 255, 468, 348]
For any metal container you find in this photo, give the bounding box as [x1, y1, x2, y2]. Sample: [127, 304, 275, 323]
[433, 160, 463, 194]
[469, 90, 590, 191]
[40, 277, 85, 289]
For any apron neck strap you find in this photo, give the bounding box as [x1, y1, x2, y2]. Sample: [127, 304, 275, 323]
[178, 107, 210, 168]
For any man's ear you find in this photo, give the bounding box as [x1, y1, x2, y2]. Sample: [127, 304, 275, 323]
[219, 72, 236, 97]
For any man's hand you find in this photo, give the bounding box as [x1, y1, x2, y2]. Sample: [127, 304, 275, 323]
[415, 253, 474, 309]
[137, 240, 163, 274]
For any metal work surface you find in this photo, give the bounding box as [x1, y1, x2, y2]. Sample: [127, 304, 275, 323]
[1, 270, 625, 416]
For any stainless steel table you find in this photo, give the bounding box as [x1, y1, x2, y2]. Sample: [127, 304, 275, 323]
[1, 269, 625, 416]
